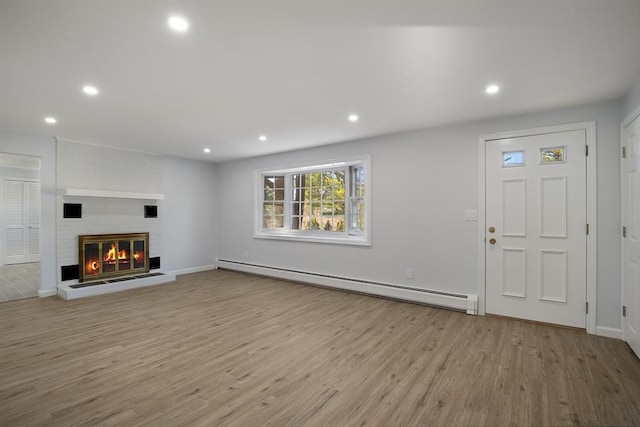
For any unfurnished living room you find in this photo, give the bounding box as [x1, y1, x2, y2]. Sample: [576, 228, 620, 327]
[1, 1, 640, 426]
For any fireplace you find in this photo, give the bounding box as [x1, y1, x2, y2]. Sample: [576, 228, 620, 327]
[78, 232, 149, 282]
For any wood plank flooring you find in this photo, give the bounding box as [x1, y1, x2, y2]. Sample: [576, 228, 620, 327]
[1, 269, 639, 426]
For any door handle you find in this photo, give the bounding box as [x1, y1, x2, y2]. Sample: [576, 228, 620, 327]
[489, 238, 497, 245]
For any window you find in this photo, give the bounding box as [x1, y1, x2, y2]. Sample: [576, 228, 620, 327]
[255, 157, 370, 245]
[502, 150, 525, 167]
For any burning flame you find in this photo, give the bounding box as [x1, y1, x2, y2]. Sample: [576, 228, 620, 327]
[86, 246, 144, 273]
[104, 243, 128, 262]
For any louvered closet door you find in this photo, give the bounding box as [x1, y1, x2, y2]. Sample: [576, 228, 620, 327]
[3, 180, 40, 265]
[4, 180, 26, 264]
[26, 181, 40, 262]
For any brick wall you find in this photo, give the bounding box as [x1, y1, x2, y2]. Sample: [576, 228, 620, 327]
[56, 141, 163, 282]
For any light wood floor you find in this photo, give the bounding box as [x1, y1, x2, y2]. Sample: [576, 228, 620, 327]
[1, 269, 639, 427]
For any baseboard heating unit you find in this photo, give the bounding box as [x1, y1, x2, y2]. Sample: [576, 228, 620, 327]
[216, 259, 478, 315]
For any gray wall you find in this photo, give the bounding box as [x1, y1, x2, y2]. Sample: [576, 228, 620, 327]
[623, 73, 640, 120]
[0, 131, 57, 294]
[216, 99, 622, 330]
[161, 156, 218, 272]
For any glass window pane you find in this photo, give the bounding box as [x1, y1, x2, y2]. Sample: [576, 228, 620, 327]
[541, 146, 565, 163]
[274, 176, 285, 188]
[264, 176, 275, 189]
[133, 240, 145, 269]
[308, 216, 321, 230]
[322, 171, 332, 186]
[275, 189, 285, 201]
[503, 151, 525, 167]
[274, 203, 284, 215]
[292, 216, 301, 230]
[118, 240, 131, 271]
[264, 189, 274, 201]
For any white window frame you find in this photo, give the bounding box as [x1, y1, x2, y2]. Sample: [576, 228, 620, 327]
[254, 155, 371, 246]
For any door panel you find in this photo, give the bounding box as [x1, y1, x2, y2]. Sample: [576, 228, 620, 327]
[503, 179, 526, 236]
[4, 180, 26, 264]
[486, 130, 587, 328]
[540, 177, 567, 237]
[3, 179, 40, 264]
[622, 115, 640, 357]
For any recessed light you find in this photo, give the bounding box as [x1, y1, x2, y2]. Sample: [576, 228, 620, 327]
[259, 135, 267, 142]
[485, 84, 500, 95]
[348, 114, 359, 122]
[203, 148, 211, 153]
[44, 117, 57, 124]
[168, 15, 189, 32]
[83, 85, 99, 96]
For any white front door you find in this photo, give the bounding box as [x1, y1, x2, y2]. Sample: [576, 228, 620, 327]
[485, 130, 587, 328]
[622, 114, 640, 358]
[3, 179, 40, 265]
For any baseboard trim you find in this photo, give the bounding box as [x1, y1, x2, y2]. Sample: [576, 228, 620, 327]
[217, 259, 478, 314]
[168, 265, 218, 276]
[595, 326, 622, 340]
[38, 289, 58, 298]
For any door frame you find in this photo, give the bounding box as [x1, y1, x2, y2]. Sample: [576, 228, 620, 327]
[0, 176, 40, 265]
[621, 104, 640, 344]
[477, 121, 597, 334]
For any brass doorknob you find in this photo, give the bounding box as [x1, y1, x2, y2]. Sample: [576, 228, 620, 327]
[488, 226, 495, 233]
[489, 238, 497, 245]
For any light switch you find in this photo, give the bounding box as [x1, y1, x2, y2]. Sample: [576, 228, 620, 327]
[465, 210, 478, 221]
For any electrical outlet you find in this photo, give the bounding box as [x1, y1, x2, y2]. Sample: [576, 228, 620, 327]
[406, 268, 414, 279]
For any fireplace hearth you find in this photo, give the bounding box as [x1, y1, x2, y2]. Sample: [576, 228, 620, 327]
[78, 232, 149, 282]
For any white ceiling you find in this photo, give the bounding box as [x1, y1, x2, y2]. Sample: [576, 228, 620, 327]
[1, 0, 639, 162]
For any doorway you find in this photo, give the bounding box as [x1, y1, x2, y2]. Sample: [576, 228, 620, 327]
[478, 122, 597, 333]
[0, 153, 41, 302]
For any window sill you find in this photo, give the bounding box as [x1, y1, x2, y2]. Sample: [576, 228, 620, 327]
[254, 232, 371, 247]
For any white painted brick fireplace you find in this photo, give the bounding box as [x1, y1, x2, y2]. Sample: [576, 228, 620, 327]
[55, 140, 167, 291]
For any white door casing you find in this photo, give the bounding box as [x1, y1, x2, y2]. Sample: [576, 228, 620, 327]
[478, 122, 597, 334]
[26, 181, 40, 263]
[2, 179, 40, 265]
[621, 110, 640, 357]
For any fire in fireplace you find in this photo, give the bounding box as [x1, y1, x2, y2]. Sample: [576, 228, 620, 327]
[78, 232, 149, 282]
